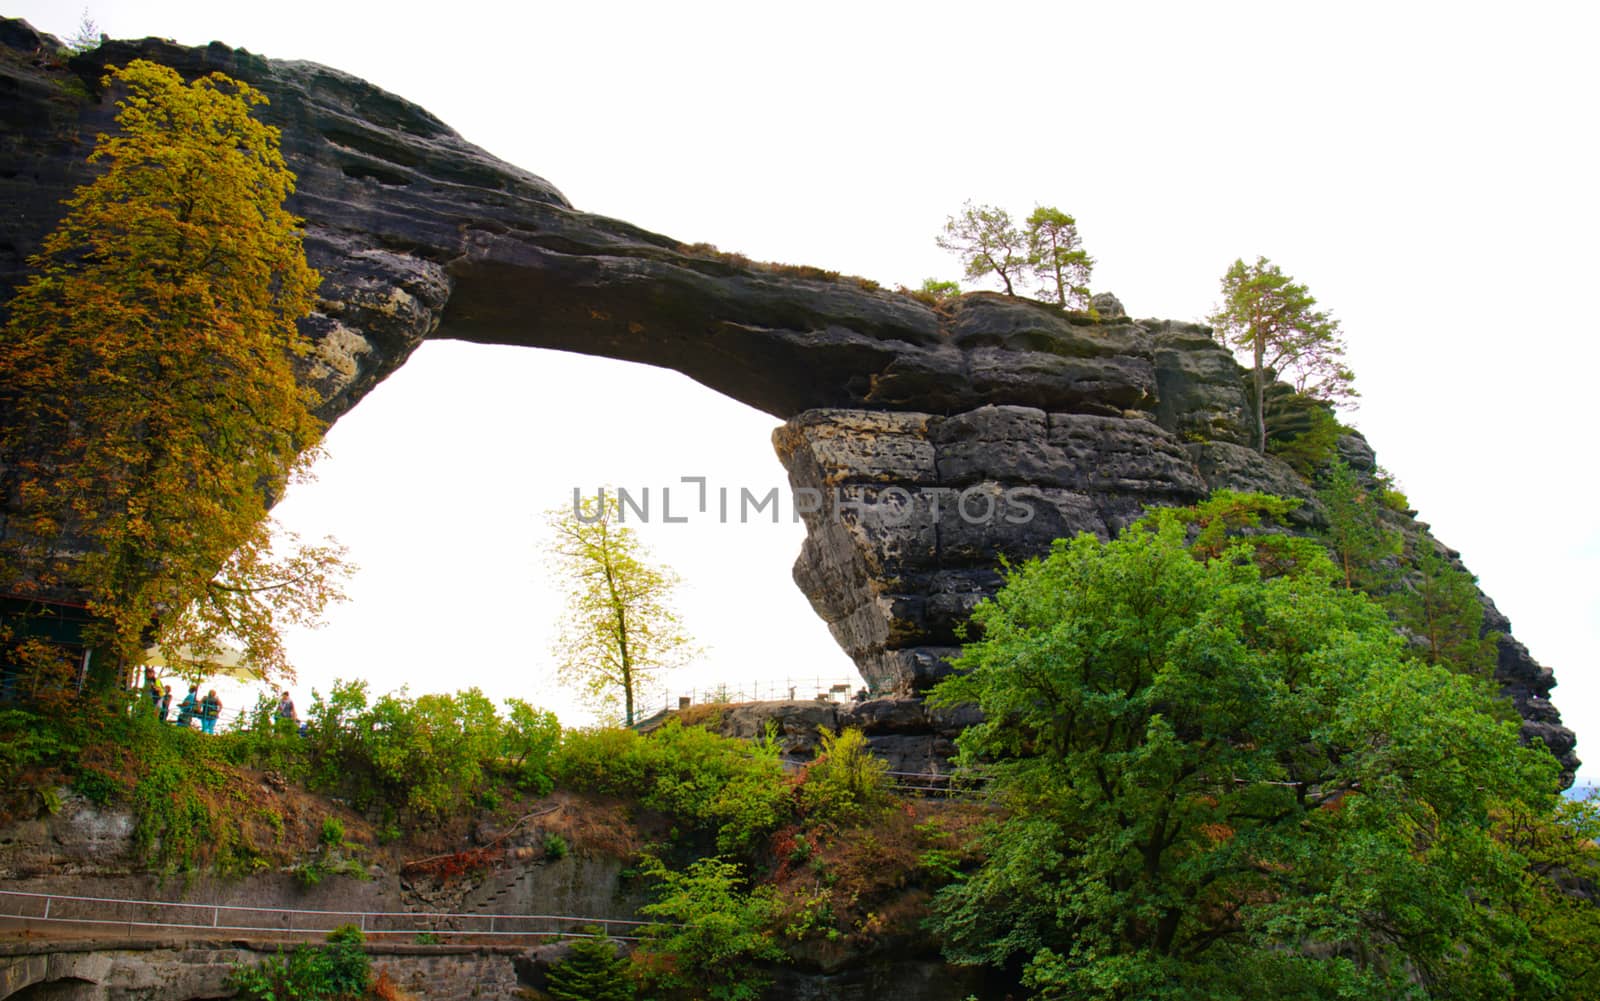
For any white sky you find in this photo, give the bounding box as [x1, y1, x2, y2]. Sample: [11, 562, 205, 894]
[14, 1, 1597, 779]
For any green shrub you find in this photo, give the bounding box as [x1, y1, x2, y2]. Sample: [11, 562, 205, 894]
[501, 697, 560, 793]
[647, 722, 791, 853]
[319, 816, 345, 848]
[217, 693, 308, 780]
[545, 931, 635, 1001]
[70, 767, 117, 805]
[228, 925, 370, 1000]
[303, 680, 560, 822]
[798, 727, 889, 826]
[635, 855, 784, 1001]
[551, 726, 649, 794]
[0, 705, 80, 781]
[544, 832, 570, 860]
[554, 721, 791, 852]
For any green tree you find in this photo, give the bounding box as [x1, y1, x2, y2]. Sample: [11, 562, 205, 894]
[1024, 206, 1093, 310]
[635, 854, 785, 1001]
[929, 511, 1564, 998]
[501, 697, 561, 793]
[1385, 542, 1500, 678]
[798, 725, 890, 826]
[62, 8, 101, 54]
[546, 493, 695, 725]
[1500, 795, 1600, 993]
[1208, 256, 1355, 453]
[545, 931, 635, 1001]
[1316, 459, 1402, 591]
[936, 201, 1027, 295]
[0, 60, 344, 681]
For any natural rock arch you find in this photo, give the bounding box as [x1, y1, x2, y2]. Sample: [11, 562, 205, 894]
[0, 20, 1577, 781]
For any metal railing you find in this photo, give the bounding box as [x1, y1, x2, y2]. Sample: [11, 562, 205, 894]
[132, 675, 873, 736]
[656, 677, 866, 711]
[0, 889, 648, 942]
[884, 768, 984, 798]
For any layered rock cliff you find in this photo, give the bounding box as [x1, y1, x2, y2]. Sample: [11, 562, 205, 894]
[0, 19, 1577, 783]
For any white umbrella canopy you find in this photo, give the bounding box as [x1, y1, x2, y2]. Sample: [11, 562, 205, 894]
[140, 643, 262, 683]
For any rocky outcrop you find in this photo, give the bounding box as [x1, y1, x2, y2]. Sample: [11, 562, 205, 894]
[775, 402, 1213, 695]
[0, 20, 1577, 783]
[706, 697, 976, 776]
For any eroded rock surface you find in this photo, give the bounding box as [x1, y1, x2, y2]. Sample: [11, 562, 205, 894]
[0, 19, 1576, 782]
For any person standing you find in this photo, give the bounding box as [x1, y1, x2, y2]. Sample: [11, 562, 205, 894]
[275, 689, 304, 737]
[141, 667, 160, 714]
[157, 684, 173, 723]
[200, 689, 221, 734]
[176, 684, 199, 728]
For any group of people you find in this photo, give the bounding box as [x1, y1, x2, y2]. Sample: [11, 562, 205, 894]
[141, 667, 222, 733]
[138, 667, 302, 737]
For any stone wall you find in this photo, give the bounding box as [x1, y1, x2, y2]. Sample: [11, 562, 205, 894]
[0, 939, 520, 1001]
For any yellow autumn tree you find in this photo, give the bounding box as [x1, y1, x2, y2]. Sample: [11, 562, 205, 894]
[0, 60, 347, 684]
[546, 494, 696, 726]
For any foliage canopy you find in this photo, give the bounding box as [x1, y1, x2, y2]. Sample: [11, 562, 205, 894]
[936, 202, 1095, 309]
[1024, 206, 1093, 310]
[937, 201, 1028, 296]
[546, 494, 695, 725]
[930, 510, 1575, 999]
[302, 680, 560, 821]
[1208, 256, 1354, 453]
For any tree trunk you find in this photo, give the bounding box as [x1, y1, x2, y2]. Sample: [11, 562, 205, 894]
[1253, 332, 1267, 454]
[603, 557, 635, 726]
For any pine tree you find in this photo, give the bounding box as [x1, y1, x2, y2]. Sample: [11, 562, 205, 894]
[1317, 459, 1402, 591]
[545, 933, 635, 1001]
[1024, 206, 1093, 310]
[1385, 543, 1500, 678]
[1208, 257, 1355, 453]
[936, 201, 1027, 295]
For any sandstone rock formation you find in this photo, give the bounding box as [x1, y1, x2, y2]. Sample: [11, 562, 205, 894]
[0, 20, 1577, 783]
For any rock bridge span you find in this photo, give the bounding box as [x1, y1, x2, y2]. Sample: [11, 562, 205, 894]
[0, 19, 1576, 780]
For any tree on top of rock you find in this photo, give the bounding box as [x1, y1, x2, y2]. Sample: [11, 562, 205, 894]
[1208, 256, 1356, 453]
[1024, 206, 1093, 310]
[937, 201, 1028, 295]
[937, 202, 1096, 311]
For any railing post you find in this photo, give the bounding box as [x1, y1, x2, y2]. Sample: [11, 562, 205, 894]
[360, 913, 367, 933]
[489, 916, 496, 935]
[43, 897, 51, 920]
[213, 906, 220, 929]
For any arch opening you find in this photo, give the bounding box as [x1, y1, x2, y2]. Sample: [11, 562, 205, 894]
[270, 340, 860, 725]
